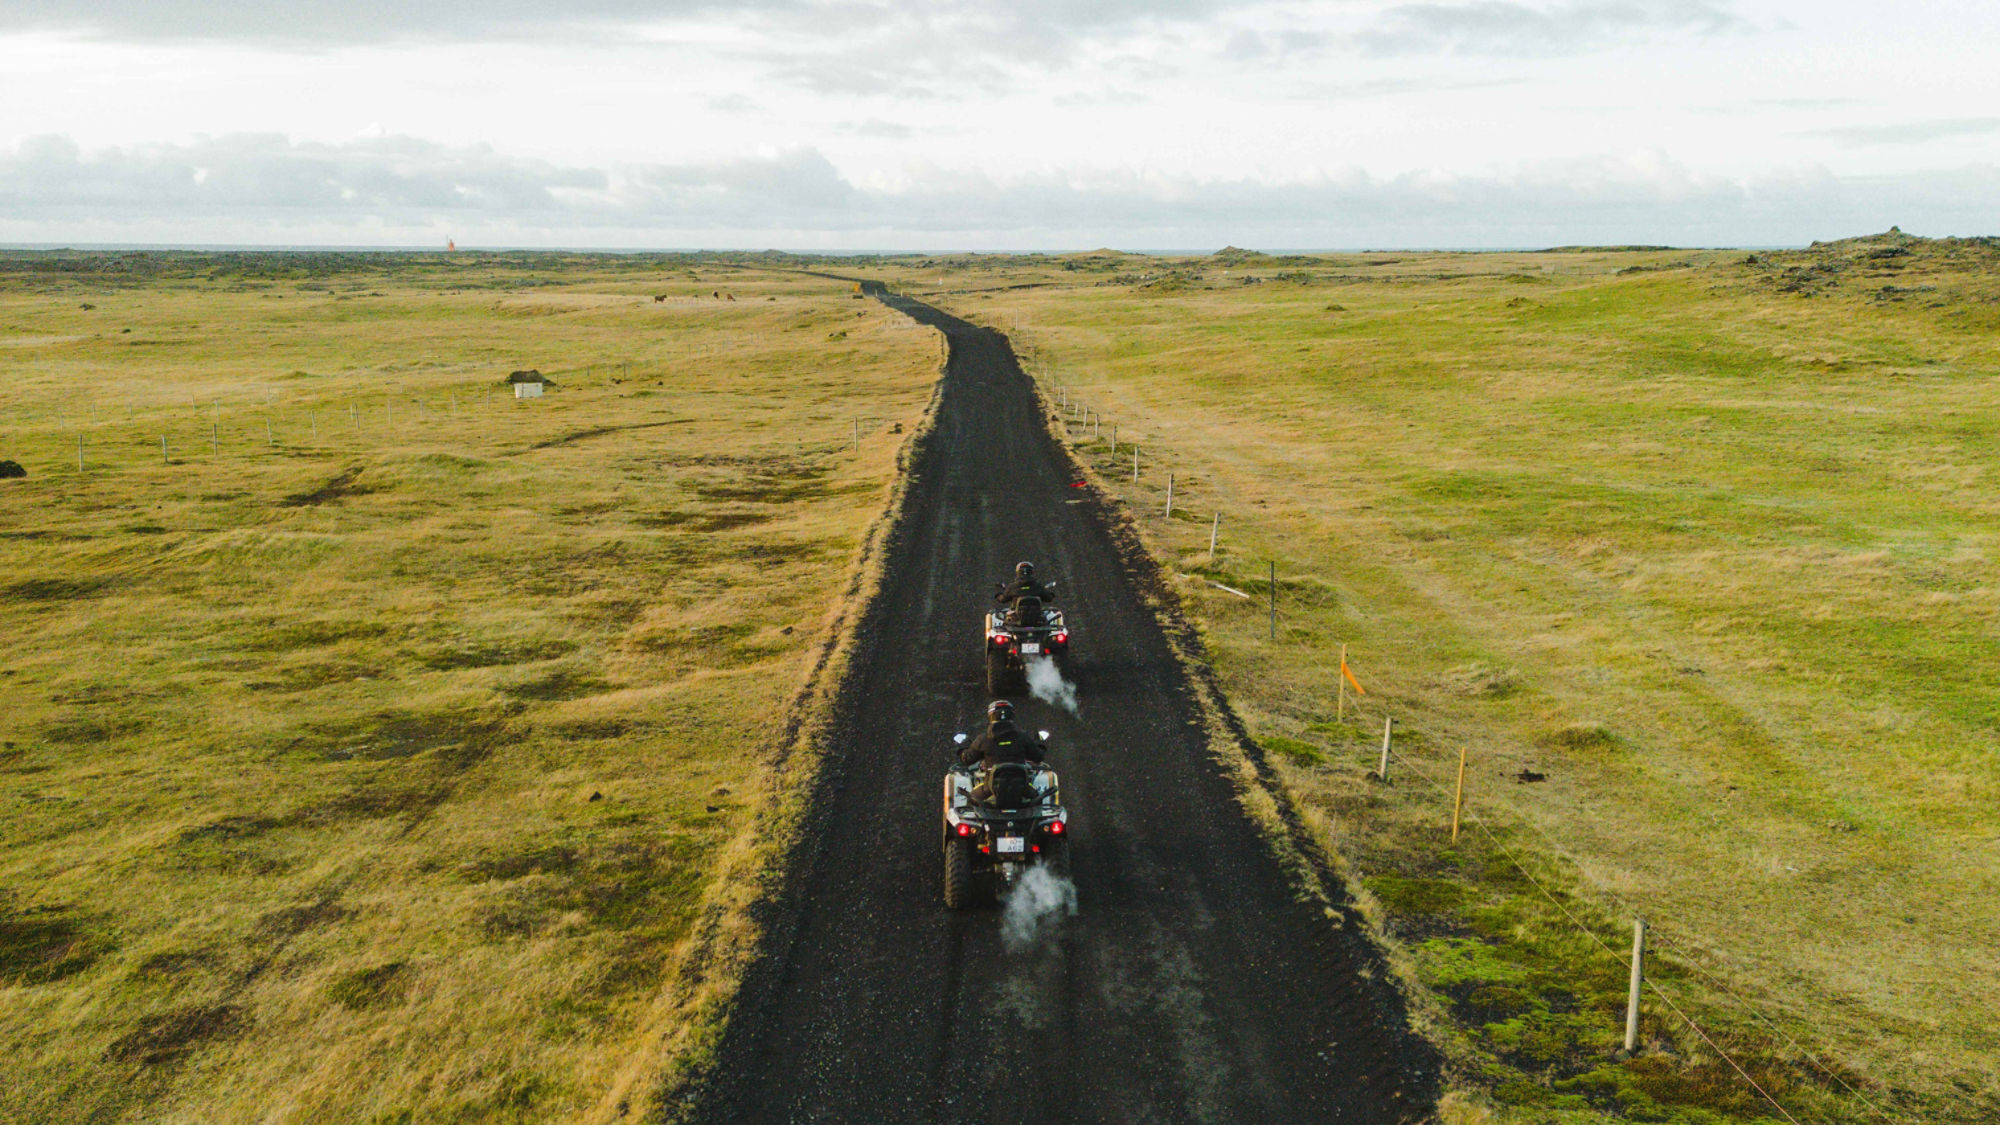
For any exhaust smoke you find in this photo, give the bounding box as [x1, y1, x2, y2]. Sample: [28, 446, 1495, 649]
[1001, 863, 1078, 951]
[1025, 656, 1078, 715]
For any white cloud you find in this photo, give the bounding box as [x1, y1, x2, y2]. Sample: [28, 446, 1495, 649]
[0, 134, 604, 216]
[0, 1, 774, 46]
[1, 4, 1992, 247]
[0, 0, 1235, 54]
[2, 131, 1992, 250]
[1801, 118, 2000, 147]
[1355, 0, 1747, 57]
[835, 119, 917, 139]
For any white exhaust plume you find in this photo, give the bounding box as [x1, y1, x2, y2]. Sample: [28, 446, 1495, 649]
[1025, 656, 1078, 715]
[1001, 864, 1078, 951]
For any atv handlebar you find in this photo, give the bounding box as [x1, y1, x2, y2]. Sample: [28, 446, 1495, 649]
[947, 730, 1053, 759]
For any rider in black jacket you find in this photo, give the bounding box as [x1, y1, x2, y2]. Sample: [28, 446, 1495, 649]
[960, 700, 1047, 795]
[995, 561, 1056, 607]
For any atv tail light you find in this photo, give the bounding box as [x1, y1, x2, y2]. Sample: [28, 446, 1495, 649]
[1054, 632, 1069, 644]
[990, 633, 1009, 646]
[1046, 819, 1065, 836]
[1031, 845, 1040, 853]
[956, 823, 974, 837]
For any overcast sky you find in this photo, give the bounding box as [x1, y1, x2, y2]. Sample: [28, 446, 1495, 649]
[1, 1, 1994, 249]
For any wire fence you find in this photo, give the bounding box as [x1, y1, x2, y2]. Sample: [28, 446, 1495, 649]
[1369, 732, 1897, 1123]
[1026, 355, 1899, 1125]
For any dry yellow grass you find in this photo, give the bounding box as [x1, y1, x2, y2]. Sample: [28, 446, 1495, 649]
[849, 236, 2000, 1123]
[0, 254, 940, 1123]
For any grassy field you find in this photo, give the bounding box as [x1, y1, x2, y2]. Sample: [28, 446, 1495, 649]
[858, 235, 2000, 1123]
[0, 254, 939, 1123]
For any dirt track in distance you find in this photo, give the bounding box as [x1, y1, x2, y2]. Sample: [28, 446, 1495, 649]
[687, 290, 1439, 1124]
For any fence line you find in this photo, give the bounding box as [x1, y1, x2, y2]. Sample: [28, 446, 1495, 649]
[1645, 972, 1808, 1125]
[1376, 727, 1891, 1121]
[1022, 330, 1886, 1125]
[1382, 742, 1838, 1125]
[1647, 928, 1891, 1120]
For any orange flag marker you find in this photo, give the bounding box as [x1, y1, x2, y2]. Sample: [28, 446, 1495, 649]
[1336, 642, 1366, 720]
[1342, 656, 1366, 697]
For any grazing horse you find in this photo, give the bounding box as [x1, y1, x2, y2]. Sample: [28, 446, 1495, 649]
[654, 294, 667, 303]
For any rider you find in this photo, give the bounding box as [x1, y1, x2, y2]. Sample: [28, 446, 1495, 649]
[960, 700, 1047, 802]
[995, 561, 1056, 608]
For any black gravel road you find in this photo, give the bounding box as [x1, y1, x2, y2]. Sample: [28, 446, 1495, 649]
[689, 292, 1437, 1124]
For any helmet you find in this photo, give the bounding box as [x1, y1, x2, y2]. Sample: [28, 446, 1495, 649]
[986, 699, 1015, 725]
[1015, 561, 1035, 579]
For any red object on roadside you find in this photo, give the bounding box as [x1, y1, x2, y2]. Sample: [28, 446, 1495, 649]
[1069, 480, 1087, 488]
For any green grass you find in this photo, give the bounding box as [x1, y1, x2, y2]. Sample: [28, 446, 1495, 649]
[856, 234, 2000, 1123]
[0, 254, 939, 1123]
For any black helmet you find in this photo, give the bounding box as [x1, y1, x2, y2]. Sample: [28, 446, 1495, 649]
[1015, 561, 1035, 579]
[986, 699, 1015, 725]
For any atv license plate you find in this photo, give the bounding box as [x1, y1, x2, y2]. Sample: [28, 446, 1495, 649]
[995, 836, 1026, 854]
[1020, 642, 1041, 655]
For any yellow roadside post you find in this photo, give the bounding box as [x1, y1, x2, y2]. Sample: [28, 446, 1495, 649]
[1451, 747, 1469, 844]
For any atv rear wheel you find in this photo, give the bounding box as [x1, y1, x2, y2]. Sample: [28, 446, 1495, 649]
[984, 647, 1011, 696]
[1042, 837, 1071, 880]
[943, 837, 975, 910]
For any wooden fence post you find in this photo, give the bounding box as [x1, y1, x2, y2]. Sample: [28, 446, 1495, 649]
[1269, 561, 1277, 640]
[1625, 919, 1647, 1053]
[1208, 511, 1220, 559]
[1378, 716, 1393, 781]
[1165, 473, 1174, 518]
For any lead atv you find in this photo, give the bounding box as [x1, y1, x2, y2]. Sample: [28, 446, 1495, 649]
[943, 733, 1069, 909]
[984, 593, 1070, 695]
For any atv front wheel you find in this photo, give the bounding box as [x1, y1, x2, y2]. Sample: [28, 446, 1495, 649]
[943, 838, 975, 910]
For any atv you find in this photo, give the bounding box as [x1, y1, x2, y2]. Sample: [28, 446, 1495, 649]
[943, 732, 1069, 910]
[984, 592, 1070, 695]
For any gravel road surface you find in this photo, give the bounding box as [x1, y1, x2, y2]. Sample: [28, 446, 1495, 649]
[689, 290, 1437, 1124]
